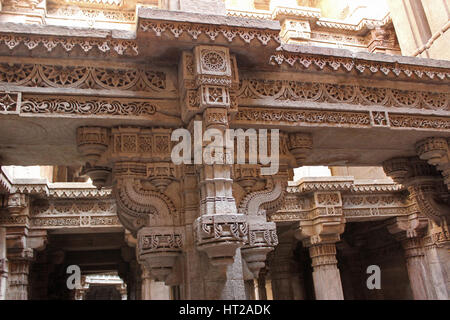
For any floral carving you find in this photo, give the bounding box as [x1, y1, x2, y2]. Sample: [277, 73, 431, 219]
[238, 79, 449, 111]
[21, 97, 157, 117]
[0, 63, 166, 92]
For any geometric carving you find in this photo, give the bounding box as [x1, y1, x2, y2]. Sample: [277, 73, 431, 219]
[269, 52, 450, 82]
[234, 107, 371, 127]
[0, 35, 138, 55]
[194, 214, 247, 268]
[0, 92, 20, 114]
[140, 21, 280, 46]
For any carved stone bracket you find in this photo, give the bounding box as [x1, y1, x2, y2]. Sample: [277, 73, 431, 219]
[113, 177, 177, 234]
[194, 213, 247, 268]
[383, 157, 450, 224]
[237, 171, 290, 278]
[287, 132, 313, 166]
[137, 226, 183, 283]
[416, 137, 450, 191]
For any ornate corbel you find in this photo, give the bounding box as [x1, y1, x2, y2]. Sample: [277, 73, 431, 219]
[76, 125, 184, 284]
[416, 137, 450, 191]
[137, 226, 183, 282]
[287, 132, 313, 167]
[236, 162, 292, 278]
[383, 157, 450, 225]
[6, 193, 28, 214]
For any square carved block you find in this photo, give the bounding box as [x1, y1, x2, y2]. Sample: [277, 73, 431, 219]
[194, 46, 232, 77]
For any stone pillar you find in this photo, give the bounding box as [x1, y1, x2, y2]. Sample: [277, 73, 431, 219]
[387, 214, 433, 300]
[0, 227, 7, 300]
[422, 220, 450, 300]
[6, 251, 33, 300]
[141, 265, 152, 300]
[295, 198, 346, 300]
[383, 157, 450, 299]
[402, 237, 433, 300]
[179, 46, 247, 300]
[2, 193, 47, 300]
[256, 268, 267, 300]
[308, 242, 344, 300]
[268, 240, 305, 300]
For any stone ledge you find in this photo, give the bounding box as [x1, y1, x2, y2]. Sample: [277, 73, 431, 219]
[280, 43, 450, 69]
[0, 22, 136, 39]
[138, 7, 281, 31]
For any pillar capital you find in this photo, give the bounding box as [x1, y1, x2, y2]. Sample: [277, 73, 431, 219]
[137, 226, 183, 283]
[416, 137, 450, 191]
[387, 214, 429, 241]
[383, 156, 450, 224]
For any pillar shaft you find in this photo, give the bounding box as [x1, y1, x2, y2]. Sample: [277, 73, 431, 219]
[257, 271, 267, 300]
[309, 243, 344, 300]
[0, 228, 7, 300]
[6, 259, 31, 300]
[424, 243, 450, 299]
[402, 237, 434, 300]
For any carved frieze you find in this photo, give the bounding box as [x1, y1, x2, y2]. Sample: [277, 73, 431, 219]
[0, 34, 138, 55]
[0, 62, 167, 92]
[238, 79, 449, 111]
[269, 52, 450, 81]
[140, 21, 280, 46]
